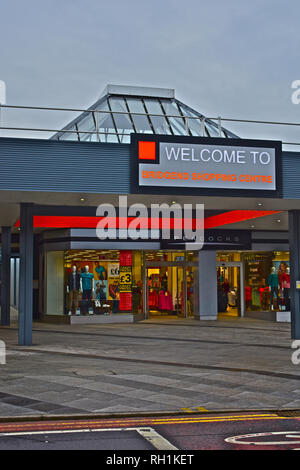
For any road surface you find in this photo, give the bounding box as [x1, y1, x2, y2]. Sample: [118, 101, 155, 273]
[0, 411, 299, 451]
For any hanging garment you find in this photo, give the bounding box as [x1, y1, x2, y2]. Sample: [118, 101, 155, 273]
[245, 286, 252, 302]
[148, 290, 158, 308]
[227, 291, 237, 307]
[259, 287, 270, 310]
[158, 290, 173, 311]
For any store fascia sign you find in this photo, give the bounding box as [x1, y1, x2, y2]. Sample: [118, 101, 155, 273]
[131, 134, 282, 197]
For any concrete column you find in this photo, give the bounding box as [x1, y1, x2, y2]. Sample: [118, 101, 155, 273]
[18, 203, 33, 346]
[288, 211, 300, 339]
[194, 250, 217, 320]
[1, 226, 11, 326]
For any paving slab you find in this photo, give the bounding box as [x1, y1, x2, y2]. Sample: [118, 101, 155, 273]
[0, 318, 299, 416]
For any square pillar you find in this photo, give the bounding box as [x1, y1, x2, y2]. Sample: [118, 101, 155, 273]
[1, 226, 11, 326]
[194, 250, 217, 320]
[288, 211, 300, 339]
[18, 203, 33, 345]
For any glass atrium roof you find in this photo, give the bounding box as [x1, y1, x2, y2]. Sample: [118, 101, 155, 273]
[51, 85, 238, 143]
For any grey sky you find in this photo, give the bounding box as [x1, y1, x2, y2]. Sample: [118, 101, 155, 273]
[1, 0, 300, 144]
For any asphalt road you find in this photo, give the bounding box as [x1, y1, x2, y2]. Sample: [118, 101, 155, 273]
[0, 411, 299, 451]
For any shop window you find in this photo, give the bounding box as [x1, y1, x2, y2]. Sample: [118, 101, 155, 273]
[63, 250, 143, 316]
[244, 252, 290, 312]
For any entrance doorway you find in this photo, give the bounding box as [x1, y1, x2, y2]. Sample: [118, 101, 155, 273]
[217, 262, 244, 318]
[144, 263, 195, 319]
[146, 266, 182, 318]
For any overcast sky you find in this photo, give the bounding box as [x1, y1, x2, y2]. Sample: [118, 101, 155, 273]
[1, 0, 300, 145]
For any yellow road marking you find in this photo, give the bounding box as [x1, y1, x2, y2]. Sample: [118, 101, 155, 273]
[0, 413, 297, 433]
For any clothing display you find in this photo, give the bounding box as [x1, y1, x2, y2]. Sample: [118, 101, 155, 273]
[148, 290, 158, 308]
[158, 290, 173, 311]
[281, 272, 290, 289]
[67, 271, 81, 312]
[68, 271, 81, 291]
[267, 271, 279, 308]
[267, 272, 279, 289]
[227, 291, 237, 307]
[80, 272, 94, 290]
[259, 287, 270, 311]
[67, 289, 79, 311]
[82, 289, 92, 301]
[251, 288, 261, 308]
[269, 286, 279, 305]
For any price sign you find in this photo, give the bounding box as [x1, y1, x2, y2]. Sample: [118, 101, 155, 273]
[119, 266, 132, 293]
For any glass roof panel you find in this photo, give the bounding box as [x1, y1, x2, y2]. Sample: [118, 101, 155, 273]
[59, 126, 78, 140]
[144, 99, 172, 134]
[126, 98, 152, 133]
[205, 120, 222, 137]
[52, 89, 238, 141]
[108, 97, 134, 137]
[77, 112, 96, 141]
[94, 100, 118, 142]
[161, 100, 187, 135]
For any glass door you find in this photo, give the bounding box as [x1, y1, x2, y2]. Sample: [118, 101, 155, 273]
[145, 265, 186, 319]
[217, 262, 244, 318]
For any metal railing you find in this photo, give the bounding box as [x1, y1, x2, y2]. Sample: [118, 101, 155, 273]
[1, 103, 300, 146]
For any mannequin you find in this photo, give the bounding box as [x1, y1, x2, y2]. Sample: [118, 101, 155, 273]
[267, 266, 279, 310]
[281, 266, 291, 310]
[67, 266, 80, 315]
[80, 265, 94, 314]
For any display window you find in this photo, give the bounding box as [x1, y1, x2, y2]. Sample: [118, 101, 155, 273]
[244, 251, 290, 312]
[216, 251, 290, 316]
[62, 249, 143, 316]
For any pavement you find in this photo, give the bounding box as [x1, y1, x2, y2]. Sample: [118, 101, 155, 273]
[0, 317, 299, 418]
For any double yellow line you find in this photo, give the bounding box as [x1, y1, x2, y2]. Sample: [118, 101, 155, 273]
[0, 413, 298, 434]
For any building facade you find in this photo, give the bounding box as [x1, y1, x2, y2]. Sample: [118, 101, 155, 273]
[0, 85, 299, 344]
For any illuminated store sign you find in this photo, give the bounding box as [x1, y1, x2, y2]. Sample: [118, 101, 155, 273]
[131, 134, 282, 196]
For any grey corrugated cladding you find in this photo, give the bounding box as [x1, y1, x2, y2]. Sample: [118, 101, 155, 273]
[0, 138, 131, 193]
[0, 137, 299, 198]
[282, 151, 300, 198]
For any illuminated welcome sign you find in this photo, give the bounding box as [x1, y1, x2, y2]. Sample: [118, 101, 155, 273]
[131, 134, 282, 197]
